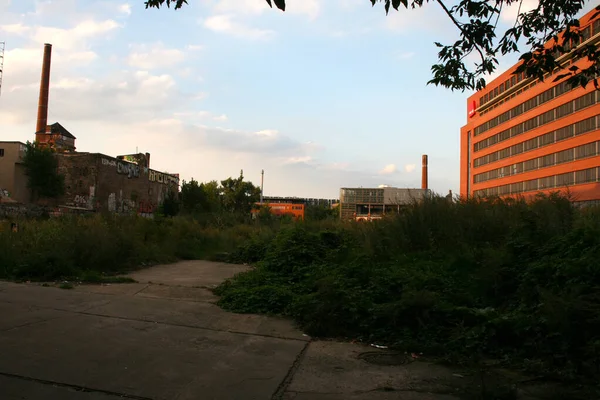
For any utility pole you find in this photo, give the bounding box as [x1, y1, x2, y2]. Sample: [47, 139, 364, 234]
[260, 169, 264, 204]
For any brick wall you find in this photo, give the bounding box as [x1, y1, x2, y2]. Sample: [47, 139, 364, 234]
[57, 153, 178, 215]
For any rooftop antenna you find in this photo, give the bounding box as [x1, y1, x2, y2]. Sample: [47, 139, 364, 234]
[0, 42, 5, 97]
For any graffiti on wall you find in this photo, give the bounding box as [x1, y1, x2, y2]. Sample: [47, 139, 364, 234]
[102, 158, 117, 167]
[103, 157, 141, 179]
[74, 195, 87, 205]
[117, 161, 140, 179]
[149, 170, 179, 186]
[0, 188, 9, 198]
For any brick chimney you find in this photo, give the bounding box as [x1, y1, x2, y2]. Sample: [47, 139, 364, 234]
[421, 154, 428, 190]
[35, 43, 52, 141]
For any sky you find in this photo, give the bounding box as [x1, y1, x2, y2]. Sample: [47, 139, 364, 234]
[0, 0, 590, 198]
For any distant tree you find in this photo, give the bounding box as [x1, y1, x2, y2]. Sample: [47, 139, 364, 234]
[220, 170, 262, 215]
[180, 178, 207, 213]
[202, 180, 222, 212]
[22, 141, 65, 201]
[159, 189, 180, 217]
[305, 203, 338, 221]
[145, 0, 600, 91]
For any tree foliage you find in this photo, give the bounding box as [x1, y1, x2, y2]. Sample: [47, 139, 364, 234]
[22, 141, 65, 200]
[179, 172, 261, 216]
[145, 0, 600, 91]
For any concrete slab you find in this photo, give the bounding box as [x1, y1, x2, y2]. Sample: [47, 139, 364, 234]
[0, 302, 67, 331]
[128, 260, 249, 288]
[74, 283, 148, 296]
[136, 284, 218, 303]
[282, 392, 460, 400]
[286, 342, 464, 398]
[0, 313, 306, 400]
[0, 282, 111, 312]
[86, 292, 309, 341]
[0, 375, 120, 400]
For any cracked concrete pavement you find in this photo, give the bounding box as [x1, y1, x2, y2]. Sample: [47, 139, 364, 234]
[0, 261, 468, 400]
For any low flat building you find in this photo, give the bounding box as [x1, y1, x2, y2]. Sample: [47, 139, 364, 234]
[0, 141, 30, 203]
[339, 187, 430, 221]
[262, 196, 339, 207]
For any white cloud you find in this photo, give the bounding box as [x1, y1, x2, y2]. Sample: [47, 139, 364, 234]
[203, 14, 275, 39]
[285, 156, 313, 164]
[255, 129, 279, 137]
[186, 44, 204, 51]
[404, 164, 416, 173]
[127, 42, 187, 69]
[397, 51, 415, 60]
[385, 4, 451, 35]
[500, 0, 538, 24]
[379, 164, 397, 175]
[213, 0, 320, 19]
[213, 114, 228, 121]
[118, 3, 132, 15]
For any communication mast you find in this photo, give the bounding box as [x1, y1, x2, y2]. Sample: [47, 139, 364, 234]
[0, 42, 5, 96]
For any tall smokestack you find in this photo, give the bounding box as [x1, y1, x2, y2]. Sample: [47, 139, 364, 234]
[36, 43, 52, 137]
[421, 154, 428, 190]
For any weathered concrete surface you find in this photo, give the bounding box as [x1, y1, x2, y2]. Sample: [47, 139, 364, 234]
[135, 284, 218, 303]
[0, 261, 472, 400]
[285, 342, 464, 399]
[129, 260, 249, 288]
[0, 313, 304, 400]
[0, 375, 117, 400]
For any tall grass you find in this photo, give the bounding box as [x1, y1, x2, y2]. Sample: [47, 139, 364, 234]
[0, 214, 276, 281]
[216, 193, 600, 380]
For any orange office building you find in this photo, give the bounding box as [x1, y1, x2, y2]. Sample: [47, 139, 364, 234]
[460, 10, 600, 206]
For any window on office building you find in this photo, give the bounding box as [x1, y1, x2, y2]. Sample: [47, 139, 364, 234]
[576, 142, 597, 159]
[512, 142, 524, 155]
[540, 132, 555, 146]
[556, 148, 574, 163]
[556, 101, 574, 118]
[540, 154, 555, 168]
[556, 125, 574, 141]
[556, 172, 575, 186]
[575, 116, 597, 135]
[510, 182, 523, 193]
[539, 109, 555, 124]
[523, 137, 539, 151]
[575, 92, 596, 111]
[576, 168, 597, 184]
[524, 158, 538, 171]
[524, 179, 538, 192]
[511, 124, 524, 137]
[539, 176, 555, 189]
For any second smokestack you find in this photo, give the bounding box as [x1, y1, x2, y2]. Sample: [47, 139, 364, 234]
[36, 43, 52, 137]
[421, 154, 428, 190]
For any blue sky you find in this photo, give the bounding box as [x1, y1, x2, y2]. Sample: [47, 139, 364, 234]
[1, 0, 586, 198]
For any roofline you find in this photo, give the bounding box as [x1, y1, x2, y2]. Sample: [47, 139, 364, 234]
[0, 141, 27, 145]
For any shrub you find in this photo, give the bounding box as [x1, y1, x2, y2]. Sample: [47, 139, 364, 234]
[216, 193, 600, 380]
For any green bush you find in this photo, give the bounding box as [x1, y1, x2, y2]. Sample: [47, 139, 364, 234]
[216, 193, 600, 380]
[0, 215, 273, 281]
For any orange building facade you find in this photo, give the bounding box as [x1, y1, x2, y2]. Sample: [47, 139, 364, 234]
[460, 11, 600, 206]
[252, 203, 305, 221]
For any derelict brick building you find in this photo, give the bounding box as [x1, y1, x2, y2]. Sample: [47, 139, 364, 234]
[57, 152, 179, 214]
